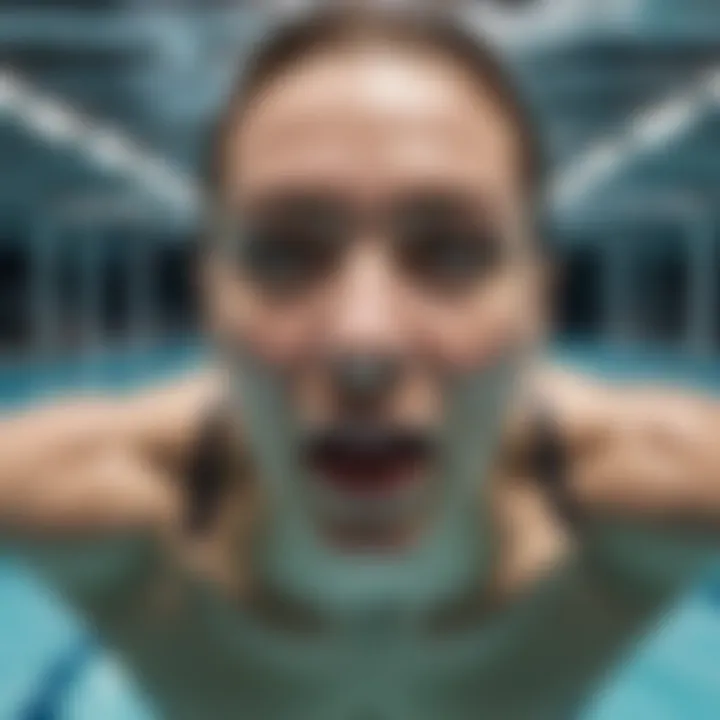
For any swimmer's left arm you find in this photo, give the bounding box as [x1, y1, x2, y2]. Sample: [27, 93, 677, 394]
[542, 369, 720, 595]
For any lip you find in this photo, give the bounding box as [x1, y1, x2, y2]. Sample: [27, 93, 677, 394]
[301, 425, 435, 550]
[304, 426, 434, 497]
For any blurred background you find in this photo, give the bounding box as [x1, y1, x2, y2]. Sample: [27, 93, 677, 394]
[0, 0, 719, 718]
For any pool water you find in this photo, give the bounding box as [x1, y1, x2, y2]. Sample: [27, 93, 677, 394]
[1, 341, 719, 720]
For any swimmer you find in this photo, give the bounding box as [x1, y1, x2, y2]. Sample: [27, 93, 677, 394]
[2, 7, 720, 719]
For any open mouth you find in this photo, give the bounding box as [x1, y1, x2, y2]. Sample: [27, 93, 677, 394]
[302, 425, 435, 549]
[304, 426, 434, 496]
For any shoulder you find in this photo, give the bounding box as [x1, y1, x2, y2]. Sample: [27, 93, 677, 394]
[533, 362, 720, 517]
[6, 369, 227, 607]
[532, 362, 720, 598]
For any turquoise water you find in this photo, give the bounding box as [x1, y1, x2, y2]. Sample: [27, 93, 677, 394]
[1, 342, 719, 720]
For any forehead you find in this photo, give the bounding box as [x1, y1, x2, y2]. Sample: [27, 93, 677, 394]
[224, 47, 521, 205]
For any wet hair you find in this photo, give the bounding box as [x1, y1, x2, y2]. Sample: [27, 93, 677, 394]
[204, 4, 543, 210]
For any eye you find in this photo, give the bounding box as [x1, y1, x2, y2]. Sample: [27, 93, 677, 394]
[396, 209, 505, 291]
[239, 205, 346, 294]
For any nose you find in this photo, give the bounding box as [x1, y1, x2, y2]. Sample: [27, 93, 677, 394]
[324, 244, 404, 356]
[323, 246, 406, 404]
[331, 354, 402, 406]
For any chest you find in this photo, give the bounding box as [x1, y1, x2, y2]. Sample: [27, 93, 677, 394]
[97, 559, 662, 720]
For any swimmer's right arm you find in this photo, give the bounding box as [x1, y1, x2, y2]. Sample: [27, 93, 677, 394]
[0, 375, 217, 534]
[0, 373, 219, 597]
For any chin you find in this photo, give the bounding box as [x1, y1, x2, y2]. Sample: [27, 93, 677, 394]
[318, 516, 428, 555]
[308, 473, 434, 555]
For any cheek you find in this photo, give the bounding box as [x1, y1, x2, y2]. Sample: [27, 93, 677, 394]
[247, 308, 319, 365]
[414, 275, 542, 371]
[206, 277, 324, 366]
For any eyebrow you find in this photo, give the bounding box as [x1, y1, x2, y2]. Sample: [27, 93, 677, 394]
[240, 185, 496, 212]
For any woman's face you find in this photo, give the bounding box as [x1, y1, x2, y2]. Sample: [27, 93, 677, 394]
[204, 46, 546, 551]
